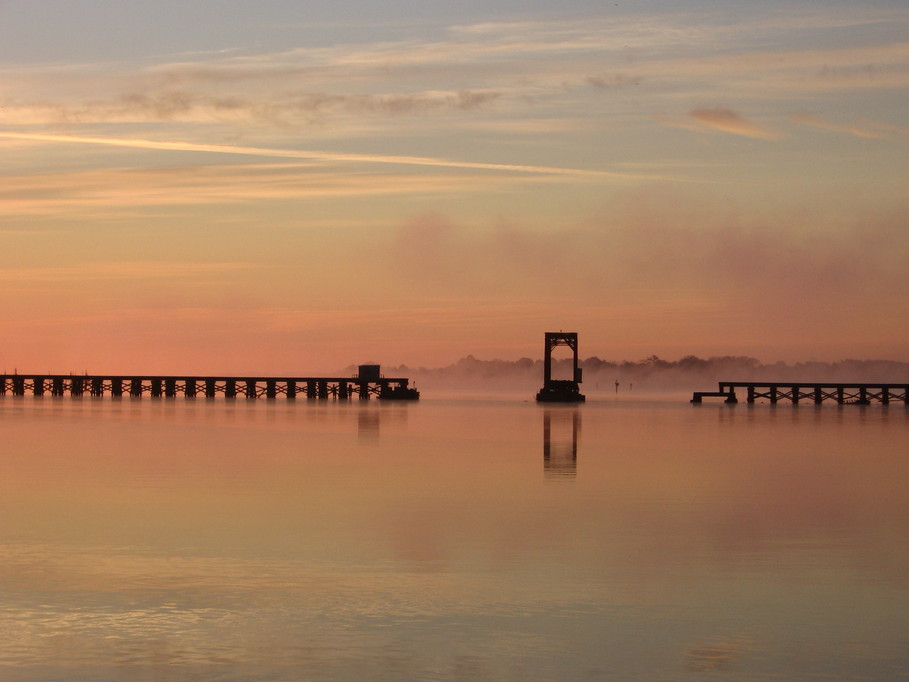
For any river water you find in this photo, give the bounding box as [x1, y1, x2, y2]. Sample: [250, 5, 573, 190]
[0, 394, 907, 680]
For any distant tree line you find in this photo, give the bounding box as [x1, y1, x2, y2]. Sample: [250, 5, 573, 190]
[359, 355, 909, 391]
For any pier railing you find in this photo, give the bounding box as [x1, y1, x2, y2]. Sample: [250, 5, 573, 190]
[692, 382, 909, 405]
[0, 374, 418, 400]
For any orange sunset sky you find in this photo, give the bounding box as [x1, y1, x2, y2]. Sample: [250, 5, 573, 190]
[1, 1, 907, 374]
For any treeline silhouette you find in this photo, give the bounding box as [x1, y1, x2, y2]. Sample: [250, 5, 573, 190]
[361, 355, 909, 392]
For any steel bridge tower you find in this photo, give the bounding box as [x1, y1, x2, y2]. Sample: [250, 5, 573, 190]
[536, 332, 585, 402]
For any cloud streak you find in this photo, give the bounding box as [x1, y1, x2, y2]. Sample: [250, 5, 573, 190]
[789, 112, 904, 138]
[0, 131, 616, 177]
[688, 108, 779, 140]
[0, 262, 256, 284]
[0, 89, 504, 127]
[2, 10, 907, 136]
[0, 163, 560, 218]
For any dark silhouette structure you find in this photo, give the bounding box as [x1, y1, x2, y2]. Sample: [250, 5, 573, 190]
[536, 332, 585, 402]
[0, 364, 419, 401]
[691, 381, 908, 405]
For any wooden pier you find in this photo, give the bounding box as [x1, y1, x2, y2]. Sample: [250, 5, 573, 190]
[692, 382, 908, 405]
[0, 369, 418, 401]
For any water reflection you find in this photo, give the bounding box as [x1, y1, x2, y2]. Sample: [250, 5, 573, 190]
[358, 408, 381, 442]
[542, 408, 580, 479]
[3, 397, 909, 680]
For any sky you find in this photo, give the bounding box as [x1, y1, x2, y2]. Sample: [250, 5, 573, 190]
[1, 0, 907, 374]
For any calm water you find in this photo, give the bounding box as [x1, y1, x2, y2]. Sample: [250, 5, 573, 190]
[0, 395, 907, 681]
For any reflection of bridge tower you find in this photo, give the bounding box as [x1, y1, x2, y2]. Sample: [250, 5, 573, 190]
[536, 332, 585, 402]
[543, 409, 580, 478]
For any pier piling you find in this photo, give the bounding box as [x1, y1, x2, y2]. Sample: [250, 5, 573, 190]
[692, 381, 908, 405]
[0, 370, 418, 401]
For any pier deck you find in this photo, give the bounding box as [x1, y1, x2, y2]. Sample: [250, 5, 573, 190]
[692, 382, 908, 405]
[0, 374, 418, 400]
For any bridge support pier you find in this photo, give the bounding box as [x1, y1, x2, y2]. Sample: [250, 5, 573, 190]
[695, 382, 908, 406]
[0, 372, 418, 401]
[535, 332, 585, 402]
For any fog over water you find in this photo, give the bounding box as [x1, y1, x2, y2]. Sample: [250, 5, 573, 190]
[376, 354, 909, 394]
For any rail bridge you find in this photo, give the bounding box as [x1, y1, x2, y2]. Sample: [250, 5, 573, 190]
[0, 365, 418, 400]
[692, 381, 908, 405]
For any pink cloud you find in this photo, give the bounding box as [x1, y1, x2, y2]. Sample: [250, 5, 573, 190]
[689, 108, 780, 139]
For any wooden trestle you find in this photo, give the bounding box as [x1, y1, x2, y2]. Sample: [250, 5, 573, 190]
[0, 374, 418, 400]
[692, 382, 909, 405]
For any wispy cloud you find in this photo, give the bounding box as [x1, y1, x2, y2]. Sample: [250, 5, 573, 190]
[687, 108, 780, 139]
[0, 89, 504, 127]
[0, 162, 568, 218]
[0, 262, 256, 284]
[0, 131, 646, 180]
[2, 10, 907, 135]
[656, 109, 779, 140]
[789, 112, 904, 138]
